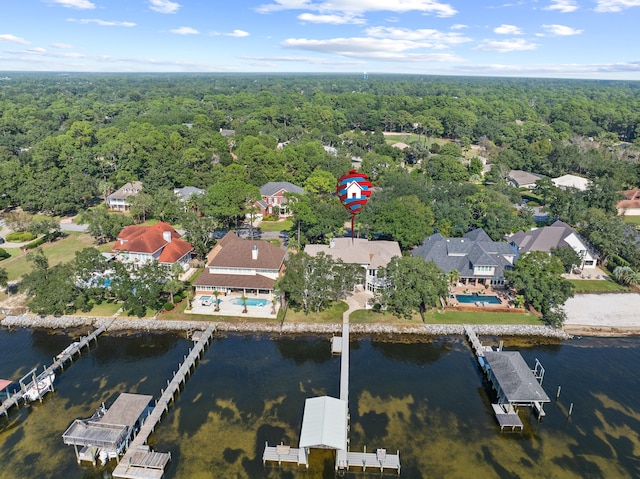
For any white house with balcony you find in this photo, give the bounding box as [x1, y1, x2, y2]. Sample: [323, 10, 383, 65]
[106, 181, 143, 211]
[508, 220, 599, 270]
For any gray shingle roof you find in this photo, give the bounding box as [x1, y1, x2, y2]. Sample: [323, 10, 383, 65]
[260, 182, 304, 197]
[412, 228, 514, 279]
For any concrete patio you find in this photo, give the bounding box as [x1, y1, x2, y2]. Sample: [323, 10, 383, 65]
[186, 293, 279, 319]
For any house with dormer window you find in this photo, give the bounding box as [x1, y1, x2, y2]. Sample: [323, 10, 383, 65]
[110, 222, 193, 271]
[256, 182, 304, 218]
[412, 228, 515, 286]
[193, 232, 286, 296]
[106, 181, 143, 211]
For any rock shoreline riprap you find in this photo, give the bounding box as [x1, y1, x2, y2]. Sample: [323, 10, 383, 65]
[0, 314, 572, 339]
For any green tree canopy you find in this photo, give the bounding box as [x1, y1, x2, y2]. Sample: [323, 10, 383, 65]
[375, 256, 447, 321]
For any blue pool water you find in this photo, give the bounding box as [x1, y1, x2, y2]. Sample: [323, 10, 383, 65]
[230, 297, 268, 307]
[455, 293, 501, 304]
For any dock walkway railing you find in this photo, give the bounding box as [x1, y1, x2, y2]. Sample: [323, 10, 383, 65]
[112, 324, 216, 479]
[0, 325, 106, 418]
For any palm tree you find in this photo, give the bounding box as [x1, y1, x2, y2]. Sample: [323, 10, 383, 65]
[241, 293, 248, 313]
[213, 290, 220, 312]
[447, 270, 461, 287]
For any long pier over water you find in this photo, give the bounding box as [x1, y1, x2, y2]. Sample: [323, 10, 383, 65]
[0, 325, 106, 418]
[112, 324, 216, 479]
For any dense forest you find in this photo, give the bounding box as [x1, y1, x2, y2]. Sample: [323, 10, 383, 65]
[1, 73, 640, 271]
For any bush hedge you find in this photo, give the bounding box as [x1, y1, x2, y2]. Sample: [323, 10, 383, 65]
[164, 301, 174, 311]
[25, 237, 47, 250]
[0, 248, 10, 260]
[5, 231, 36, 242]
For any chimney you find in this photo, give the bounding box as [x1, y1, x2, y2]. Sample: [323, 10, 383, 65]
[163, 230, 172, 243]
[252, 245, 258, 260]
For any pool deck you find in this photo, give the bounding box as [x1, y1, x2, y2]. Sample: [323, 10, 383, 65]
[186, 294, 279, 319]
[447, 285, 513, 309]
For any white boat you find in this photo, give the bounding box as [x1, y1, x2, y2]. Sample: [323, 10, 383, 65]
[24, 372, 55, 402]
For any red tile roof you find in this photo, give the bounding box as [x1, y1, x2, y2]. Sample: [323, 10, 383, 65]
[111, 222, 193, 264]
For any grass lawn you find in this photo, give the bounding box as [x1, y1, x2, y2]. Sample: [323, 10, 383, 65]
[1, 232, 97, 281]
[351, 308, 543, 325]
[284, 301, 348, 324]
[260, 218, 293, 232]
[622, 216, 640, 227]
[569, 279, 630, 294]
[74, 301, 122, 317]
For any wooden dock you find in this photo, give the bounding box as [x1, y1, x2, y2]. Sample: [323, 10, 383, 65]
[112, 324, 216, 479]
[0, 326, 106, 418]
[262, 442, 308, 467]
[463, 325, 550, 431]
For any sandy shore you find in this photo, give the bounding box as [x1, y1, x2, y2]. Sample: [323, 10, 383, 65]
[563, 293, 640, 336]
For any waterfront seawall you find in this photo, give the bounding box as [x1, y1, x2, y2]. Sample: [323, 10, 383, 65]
[0, 314, 572, 339]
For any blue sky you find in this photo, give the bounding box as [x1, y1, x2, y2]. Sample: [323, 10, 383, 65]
[1, 0, 639, 79]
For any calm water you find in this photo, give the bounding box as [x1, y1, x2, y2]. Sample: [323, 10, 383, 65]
[1, 327, 639, 479]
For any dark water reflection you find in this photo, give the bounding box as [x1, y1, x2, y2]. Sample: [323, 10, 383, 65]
[1, 329, 639, 479]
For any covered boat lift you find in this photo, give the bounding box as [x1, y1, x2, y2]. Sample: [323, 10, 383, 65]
[62, 393, 153, 465]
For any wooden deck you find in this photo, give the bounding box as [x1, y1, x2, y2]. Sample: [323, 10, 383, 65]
[112, 324, 216, 479]
[492, 404, 523, 432]
[0, 326, 106, 418]
[262, 442, 308, 467]
[342, 448, 401, 473]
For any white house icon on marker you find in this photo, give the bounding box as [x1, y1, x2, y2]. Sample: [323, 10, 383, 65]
[346, 181, 363, 199]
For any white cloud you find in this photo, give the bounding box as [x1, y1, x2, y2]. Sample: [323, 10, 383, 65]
[67, 18, 136, 27]
[149, 0, 181, 14]
[543, 0, 578, 13]
[281, 36, 464, 62]
[493, 24, 523, 35]
[170, 27, 199, 35]
[298, 13, 366, 24]
[44, 0, 96, 9]
[595, 0, 640, 12]
[226, 30, 250, 37]
[542, 24, 583, 35]
[242, 55, 365, 65]
[0, 34, 30, 45]
[257, 0, 458, 18]
[50, 43, 74, 49]
[451, 24, 468, 30]
[210, 30, 250, 37]
[365, 26, 471, 46]
[474, 38, 538, 52]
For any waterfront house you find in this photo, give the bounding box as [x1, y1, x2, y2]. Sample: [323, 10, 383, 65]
[508, 220, 599, 270]
[106, 181, 142, 211]
[412, 228, 515, 287]
[304, 237, 401, 293]
[193, 231, 286, 296]
[110, 222, 193, 271]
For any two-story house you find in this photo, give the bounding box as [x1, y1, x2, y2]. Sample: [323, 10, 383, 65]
[106, 181, 143, 211]
[193, 232, 286, 296]
[110, 222, 193, 271]
[412, 228, 515, 287]
[304, 238, 401, 293]
[508, 220, 599, 270]
[256, 182, 304, 218]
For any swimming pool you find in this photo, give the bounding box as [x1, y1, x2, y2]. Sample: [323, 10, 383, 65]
[230, 298, 268, 307]
[455, 293, 501, 304]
